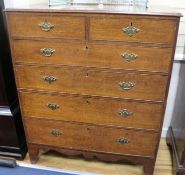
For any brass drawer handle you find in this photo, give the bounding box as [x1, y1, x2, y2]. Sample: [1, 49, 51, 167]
[40, 48, 55, 57]
[119, 109, 133, 118]
[47, 103, 59, 110]
[51, 129, 62, 137]
[121, 52, 138, 62]
[119, 82, 135, 90]
[122, 23, 140, 36]
[43, 76, 57, 84]
[39, 21, 54, 32]
[117, 138, 129, 144]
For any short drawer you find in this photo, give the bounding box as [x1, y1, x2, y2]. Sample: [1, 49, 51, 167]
[16, 65, 168, 101]
[7, 12, 85, 39]
[20, 91, 164, 130]
[25, 118, 158, 157]
[13, 39, 173, 73]
[90, 16, 177, 44]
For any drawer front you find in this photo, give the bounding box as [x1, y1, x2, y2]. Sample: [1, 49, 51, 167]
[90, 17, 176, 44]
[7, 13, 85, 39]
[13, 39, 173, 73]
[20, 91, 164, 130]
[25, 118, 158, 157]
[16, 65, 168, 101]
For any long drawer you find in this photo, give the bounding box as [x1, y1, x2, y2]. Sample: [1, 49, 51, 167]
[7, 12, 85, 39]
[90, 16, 177, 44]
[20, 91, 164, 130]
[25, 117, 158, 157]
[13, 39, 173, 73]
[16, 65, 168, 101]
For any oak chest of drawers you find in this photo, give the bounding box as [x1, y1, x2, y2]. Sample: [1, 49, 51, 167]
[5, 3, 181, 175]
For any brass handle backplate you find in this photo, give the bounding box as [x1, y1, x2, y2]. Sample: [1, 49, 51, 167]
[40, 48, 55, 57]
[122, 23, 140, 36]
[117, 138, 129, 144]
[39, 21, 54, 32]
[119, 109, 133, 118]
[51, 129, 62, 137]
[43, 76, 57, 84]
[121, 52, 138, 62]
[47, 103, 59, 110]
[119, 82, 135, 90]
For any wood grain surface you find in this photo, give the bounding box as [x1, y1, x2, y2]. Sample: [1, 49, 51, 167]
[13, 39, 173, 73]
[20, 91, 164, 131]
[7, 13, 85, 39]
[25, 117, 158, 157]
[15, 65, 168, 101]
[90, 16, 177, 44]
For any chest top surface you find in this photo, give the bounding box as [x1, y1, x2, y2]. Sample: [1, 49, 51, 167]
[4, 0, 182, 17]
